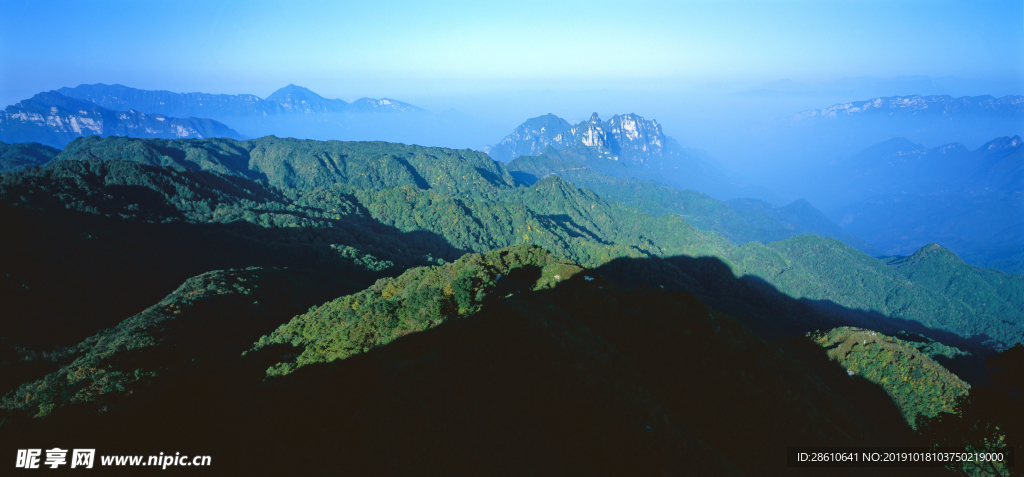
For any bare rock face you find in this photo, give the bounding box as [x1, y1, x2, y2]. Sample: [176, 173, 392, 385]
[488, 111, 675, 168]
[0, 91, 245, 149]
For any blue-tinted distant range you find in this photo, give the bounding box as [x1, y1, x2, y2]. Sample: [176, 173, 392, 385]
[1, 79, 1022, 273]
[4, 2, 1024, 473]
[0, 84, 498, 150]
[0, 90, 246, 148]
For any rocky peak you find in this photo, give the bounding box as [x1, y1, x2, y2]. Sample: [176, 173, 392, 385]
[489, 112, 677, 168]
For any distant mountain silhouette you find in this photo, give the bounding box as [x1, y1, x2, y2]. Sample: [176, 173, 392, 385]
[0, 91, 244, 149]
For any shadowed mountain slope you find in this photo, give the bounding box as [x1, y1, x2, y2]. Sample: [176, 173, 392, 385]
[2, 245, 925, 476]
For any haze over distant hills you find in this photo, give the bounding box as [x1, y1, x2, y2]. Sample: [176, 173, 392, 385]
[55, 83, 497, 149]
[3, 0, 1022, 469]
[58, 83, 427, 118]
[0, 91, 244, 149]
[811, 135, 1023, 208]
[488, 104, 1022, 274]
[738, 75, 1024, 100]
[738, 94, 1022, 183]
[505, 151, 880, 256]
[486, 112, 772, 201]
[824, 136, 1023, 273]
[3, 83, 1020, 275]
[1, 133, 1020, 475]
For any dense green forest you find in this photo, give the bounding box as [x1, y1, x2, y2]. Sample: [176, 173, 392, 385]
[2, 135, 1020, 475]
[11, 135, 1022, 348]
[0, 245, 927, 475]
[0, 141, 59, 172]
[2, 267, 343, 418]
[809, 327, 971, 427]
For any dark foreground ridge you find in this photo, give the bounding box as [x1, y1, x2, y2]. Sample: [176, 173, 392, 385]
[1, 136, 1020, 475]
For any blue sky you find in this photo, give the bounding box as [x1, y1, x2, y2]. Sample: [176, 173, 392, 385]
[1, 0, 1021, 109]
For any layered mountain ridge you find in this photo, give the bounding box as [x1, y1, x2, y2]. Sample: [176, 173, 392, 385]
[505, 151, 880, 255]
[6, 135, 1021, 350]
[791, 94, 1024, 123]
[822, 135, 1024, 273]
[52, 83, 494, 148]
[744, 93, 1024, 180]
[2, 134, 1020, 475]
[59, 83, 425, 118]
[0, 91, 245, 149]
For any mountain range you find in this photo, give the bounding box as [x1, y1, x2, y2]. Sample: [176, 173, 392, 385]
[814, 135, 1023, 273]
[55, 83, 496, 148]
[1, 134, 1020, 474]
[6, 82, 1019, 275]
[0, 91, 244, 149]
[6, 135, 1020, 349]
[742, 94, 1023, 179]
[487, 112, 761, 200]
[58, 83, 427, 118]
[481, 106, 1021, 275]
[504, 150, 880, 255]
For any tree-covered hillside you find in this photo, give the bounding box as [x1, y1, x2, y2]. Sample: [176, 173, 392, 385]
[507, 150, 879, 255]
[0, 141, 59, 172]
[1, 267, 342, 418]
[7, 136, 1023, 351]
[810, 327, 971, 427]
[2, 135, 1020, 474]
[2, 245, 921, 476]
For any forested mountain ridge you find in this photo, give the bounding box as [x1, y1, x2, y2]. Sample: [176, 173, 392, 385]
[5, 136, 1022, 351]
[809, 327, 971, 427]
[507, 151, 880, 255]
[0, 92, 245, 149]
[54, 135, 517, 197]
[0, 141, 59, 173]
[886, 243, 1024, 319]
[2, 245, 923, 475]
[2, 266, 343, 418]
[2, 135, 1021, 475]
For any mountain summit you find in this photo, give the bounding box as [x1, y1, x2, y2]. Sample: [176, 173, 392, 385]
[266, 84, 348, 113]
[489, 112, 742, 197]
[488, 112, 676, 168]
[49, 83, 468, 145]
